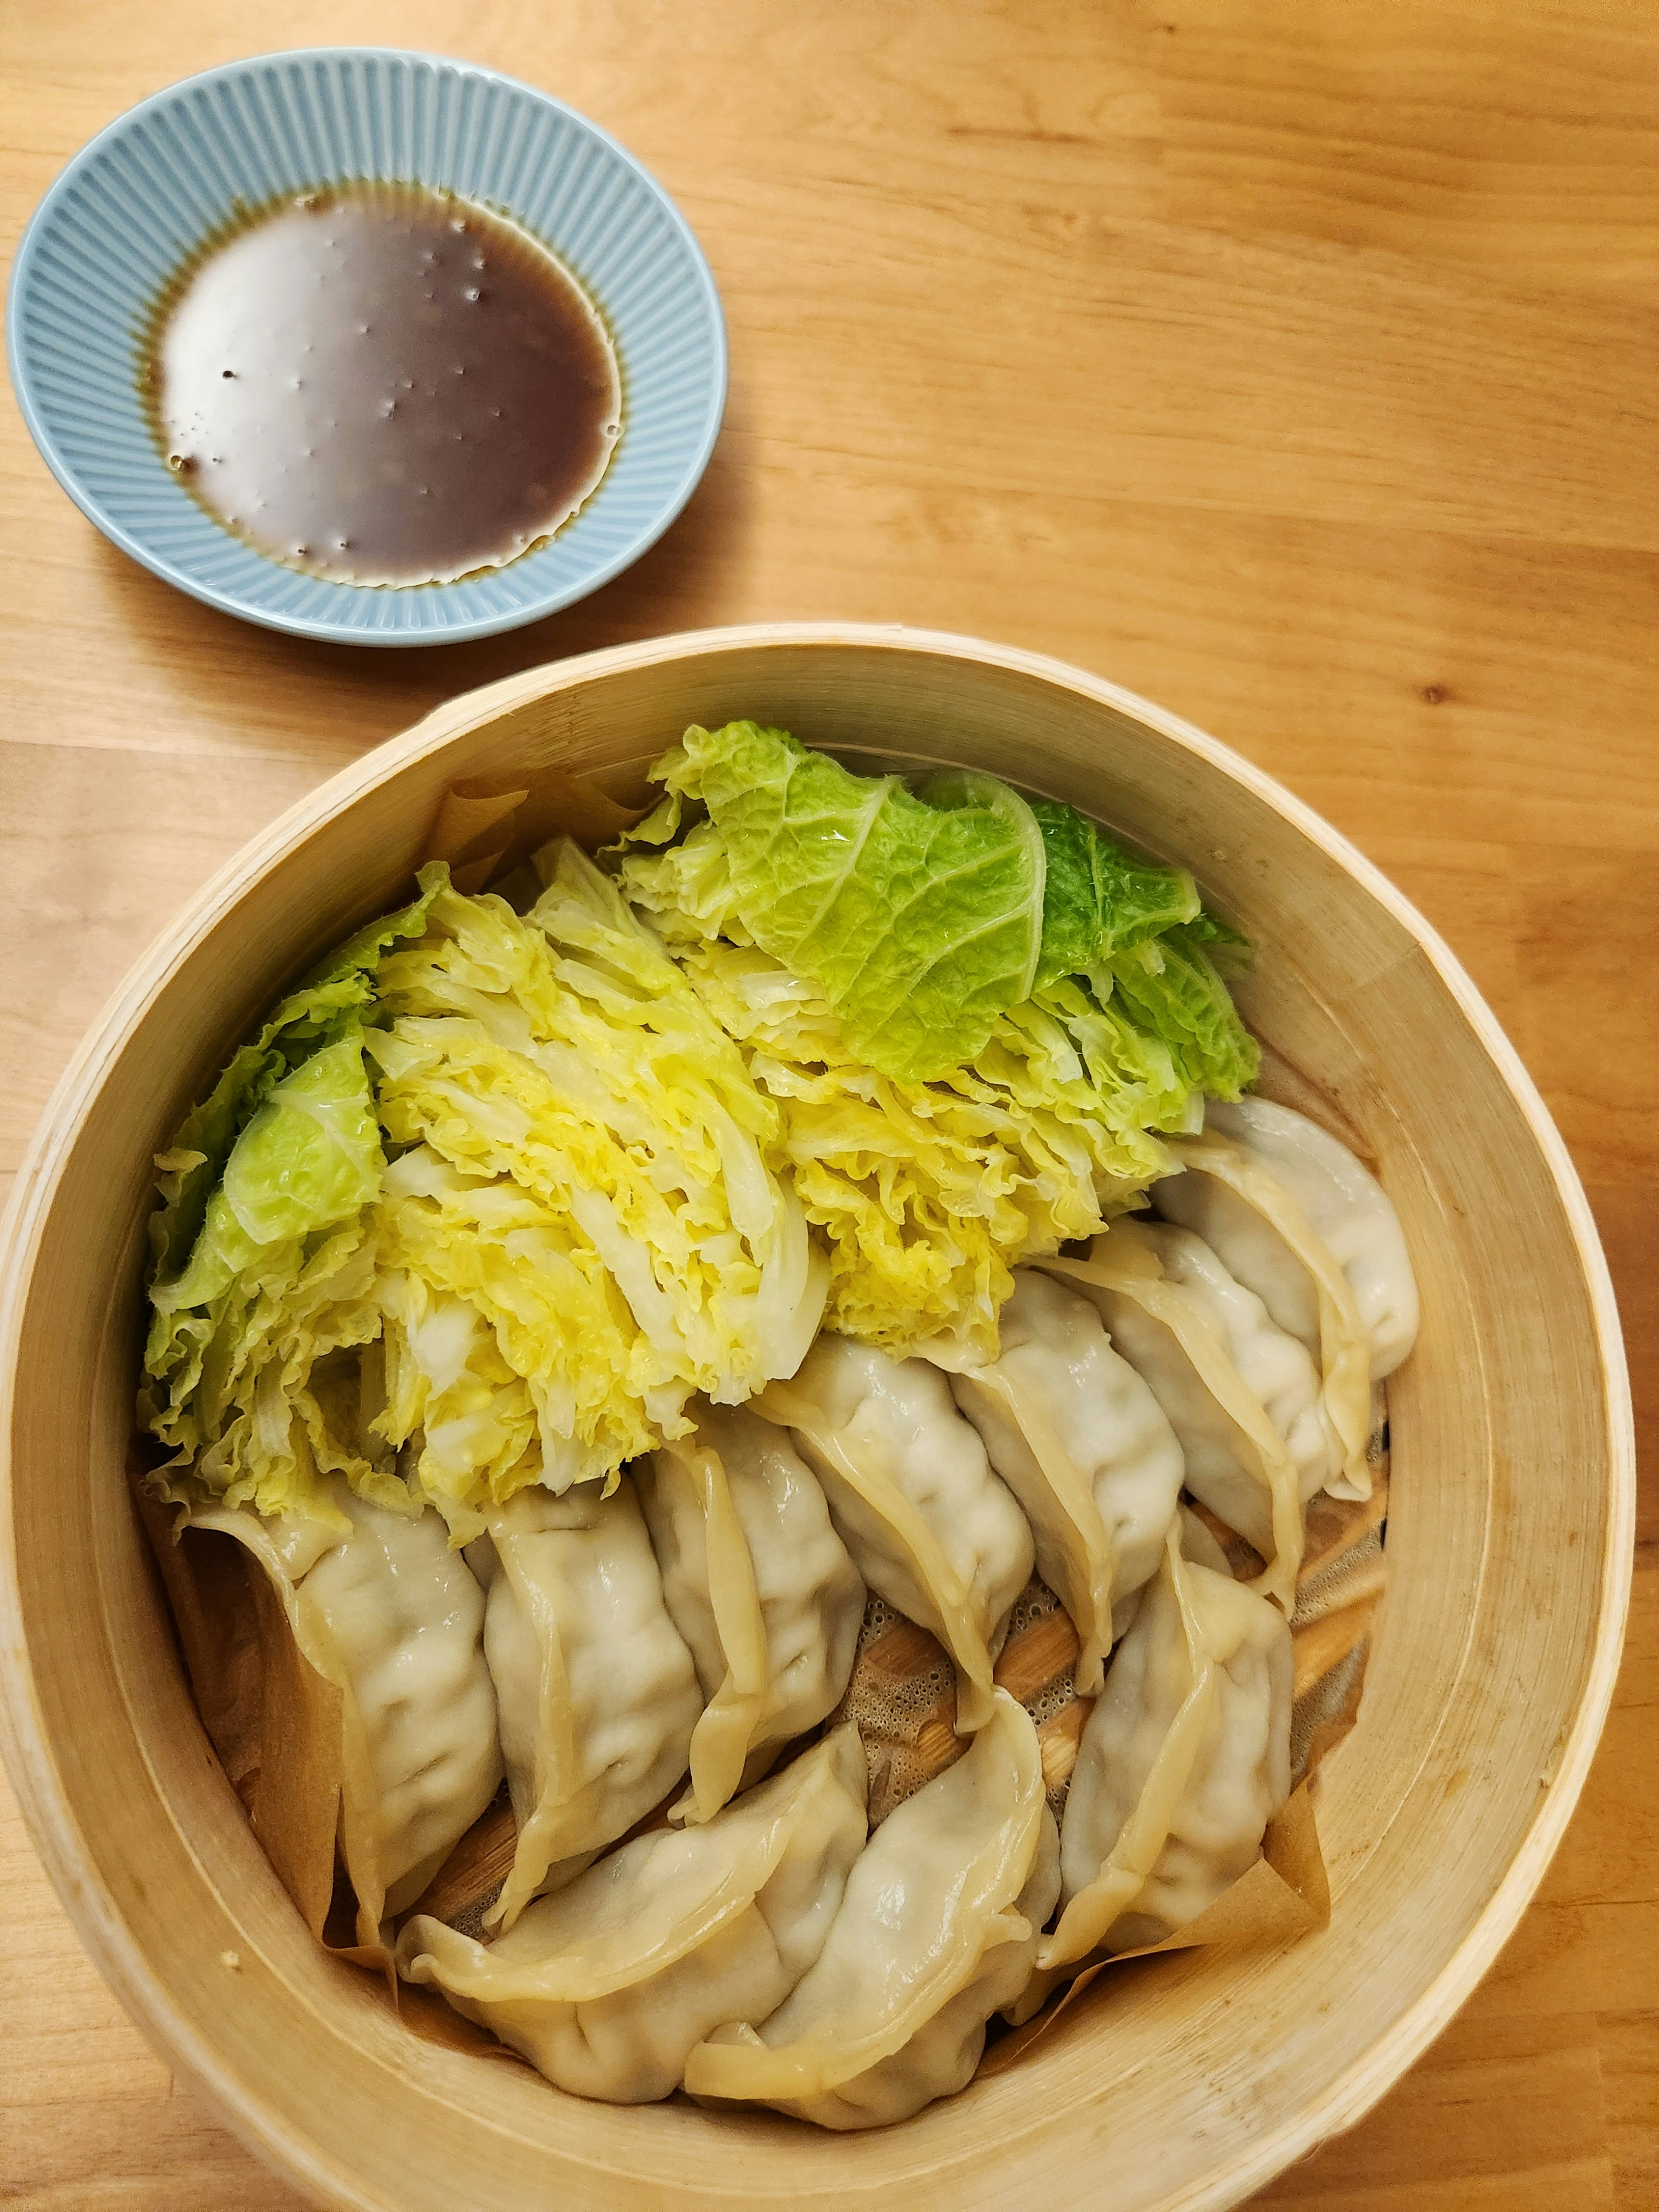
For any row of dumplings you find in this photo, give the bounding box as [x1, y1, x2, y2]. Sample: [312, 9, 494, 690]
[187, 1095, 1417, 2127]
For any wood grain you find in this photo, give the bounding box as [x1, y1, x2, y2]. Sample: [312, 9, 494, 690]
[0, 2, 1653, 2206]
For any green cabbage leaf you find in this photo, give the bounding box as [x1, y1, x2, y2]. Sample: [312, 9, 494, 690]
[143, 876, 443, 1290]
[1094, 921, 1259, 1101]
[1030, 799, 1201, 988]
[618, 721, 1256, 1107]
[618, 721, 1046, 1083]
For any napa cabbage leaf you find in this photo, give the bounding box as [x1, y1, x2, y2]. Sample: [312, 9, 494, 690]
[618, 721, 1047, 1083]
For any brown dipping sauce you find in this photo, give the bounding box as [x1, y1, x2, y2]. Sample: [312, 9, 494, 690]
[146, 182, 621, 586]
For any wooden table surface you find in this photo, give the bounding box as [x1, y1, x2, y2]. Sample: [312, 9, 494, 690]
[2, 3, 1654, 2205]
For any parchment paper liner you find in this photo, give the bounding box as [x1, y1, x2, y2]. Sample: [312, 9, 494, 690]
[425, 768, 646, 893]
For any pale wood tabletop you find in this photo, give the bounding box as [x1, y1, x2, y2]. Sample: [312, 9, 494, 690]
[2, 3, 1654, 2205]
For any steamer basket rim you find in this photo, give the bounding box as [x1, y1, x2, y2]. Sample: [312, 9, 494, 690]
[0, 620, 1635, 2212]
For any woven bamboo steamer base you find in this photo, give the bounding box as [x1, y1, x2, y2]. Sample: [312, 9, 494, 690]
[0, 626, 1633, 2212]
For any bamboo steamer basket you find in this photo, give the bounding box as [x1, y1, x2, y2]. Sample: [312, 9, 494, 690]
[0, 626, 1632, 2212]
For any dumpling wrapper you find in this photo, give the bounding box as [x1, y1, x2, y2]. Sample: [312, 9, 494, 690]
[1042, 1218, 1312, 1606]
[1154, 1096, 1418, 1497]
[755, 1338, 1034, 1732]
[184, 1480, 502, 1948]
[685, 1688, 1059, 2129]
[637, 1399, 865, 1824]
[1042, 1511, 1292, 1973]
[948, 1267, 1185, 1695]
[396, 1724, 869, 2103]
[467, 1475, 702, 1930]
[1145, 1220, 1343, 1509]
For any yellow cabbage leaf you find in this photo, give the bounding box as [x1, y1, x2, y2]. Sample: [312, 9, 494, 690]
[671, 939, 1168, 1363]
[362, 845, 827, 1529]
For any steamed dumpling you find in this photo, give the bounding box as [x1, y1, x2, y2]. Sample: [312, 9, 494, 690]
[1042, 1513, 1292, 1970]
[467, 1475, 702, 1930]
[187, 1481, 502, 1945]
[949, 1267, 1185, 1694]
[756, 1337, 1034, 1730]
[1154, 1096, 1417, 1495]
[1144, 1220, 1342, 1505]
[396, 1725, 868, 2103]
[1044, 1218, 1313, 1605]
[685, 1690, 1058, 2129]
[637, 1399, 865, 1823]
[1203, 1096, 1419, 1377]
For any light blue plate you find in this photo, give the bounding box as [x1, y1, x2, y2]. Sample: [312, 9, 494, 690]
[6, 49, 727, 645]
